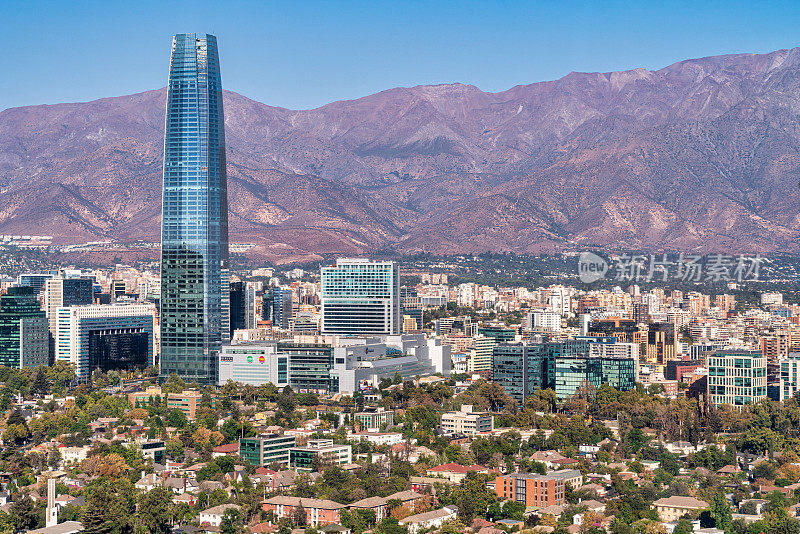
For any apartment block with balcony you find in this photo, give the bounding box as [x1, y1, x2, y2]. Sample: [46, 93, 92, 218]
[440, 404, 494, 435]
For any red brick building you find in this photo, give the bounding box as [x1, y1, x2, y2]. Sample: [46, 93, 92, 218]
[495, 473, 565, 509]
[262, 496, 344, 526]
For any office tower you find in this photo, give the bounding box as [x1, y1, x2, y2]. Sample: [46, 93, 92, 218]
[492, 343, 547, 404]
[245, 283, 258, 329]
[229, 281, 246, 335]
[550, 338, 638, 400]
[0, 287, 48, 369]
[263, 287, 293, 330]
[160, 33, 229, 385]
[645, 322, 677, 366]
[468, 335, 496, 379]
[280, 341, 334, 393]
[43, 278, 94, 360]
[110, 280, 127, 301]
[18, 273, 55, 295]
[321, 259, 400, 335]
[708, 349, 767, 407]
[56, 303, 156, 381]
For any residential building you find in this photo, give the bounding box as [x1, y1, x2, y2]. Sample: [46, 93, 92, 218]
[467, 335, 496, 379]
[495, 473, 565, 509]
[353, 407, 394, 431]
[399, 506, 459, 534]
[526, 310, 561, 333]
[547, 469, 583, 489]
[55, 303, 156, 381]
[349, 496, 389, 522]
[198, 504, 241, 527]
[262, 496, 344, 527]
[427, 463, 489, 484]
[167, 390, 215, 419]
[0, 286, 48, 369]
[707, 350, 767, 407]
[290, 439, 352, 471]
[321, 259, 400, 335]
[160, 33, 230, 386]
[653, 496, 709, 522]
[240, 434, 297, 467]
[440, 404, 494, 435]
[348, 432, 403, 446]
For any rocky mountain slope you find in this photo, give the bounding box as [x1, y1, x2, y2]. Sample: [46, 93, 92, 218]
[2, 47, 800, 260]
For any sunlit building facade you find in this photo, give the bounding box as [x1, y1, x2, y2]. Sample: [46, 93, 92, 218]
[160, 33, 229, 385]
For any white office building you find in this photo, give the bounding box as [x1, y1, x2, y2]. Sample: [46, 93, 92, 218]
[321, 259, 400, 335]
[218, 343, 290, 387]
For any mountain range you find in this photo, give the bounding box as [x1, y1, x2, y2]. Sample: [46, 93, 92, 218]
[2, 47, 800, 262]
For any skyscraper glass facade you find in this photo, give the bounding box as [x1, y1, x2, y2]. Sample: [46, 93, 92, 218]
[0, 287, 48, 369]
[160, 33, 229, 385]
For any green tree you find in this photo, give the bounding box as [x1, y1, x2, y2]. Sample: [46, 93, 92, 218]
[81, 477, 136, 534]
[167, 408, 188, 429]
[136, 487, 172, 533]
[709, 491, 732, 532]
[220, 507, 244, 534]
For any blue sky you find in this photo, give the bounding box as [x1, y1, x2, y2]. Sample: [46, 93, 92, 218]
[2, 0, 800, 111]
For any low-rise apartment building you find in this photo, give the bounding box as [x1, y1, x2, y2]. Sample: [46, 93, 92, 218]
[440, 404, 494, 435]
[290, 439, 352, 471]
[495, 473, 565, 509]
[262, 496, 344, 527]
[240, 434, 297, 467]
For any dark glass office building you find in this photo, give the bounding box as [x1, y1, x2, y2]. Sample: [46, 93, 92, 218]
[491, 343, 547, 405]
[160, 33, 229, 385]
[229, 281, 246, 335]
[263, 288, 293, 330]
[0, 287, 48, 369]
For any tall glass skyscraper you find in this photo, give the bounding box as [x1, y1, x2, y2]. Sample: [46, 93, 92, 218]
[160, 33, 229, 385]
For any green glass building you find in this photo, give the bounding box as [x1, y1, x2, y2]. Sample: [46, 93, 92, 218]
[159, 33, 229, 385]
[278, 342, 334, 393]
[0, 287, 48, 369]
[239, 434, 297, 466]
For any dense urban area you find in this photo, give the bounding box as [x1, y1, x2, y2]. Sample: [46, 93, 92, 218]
[1, 253, 800, 534]
[5, 23, 800, 534]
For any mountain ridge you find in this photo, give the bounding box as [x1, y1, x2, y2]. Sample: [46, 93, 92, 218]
[2, 47, 800, 261]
